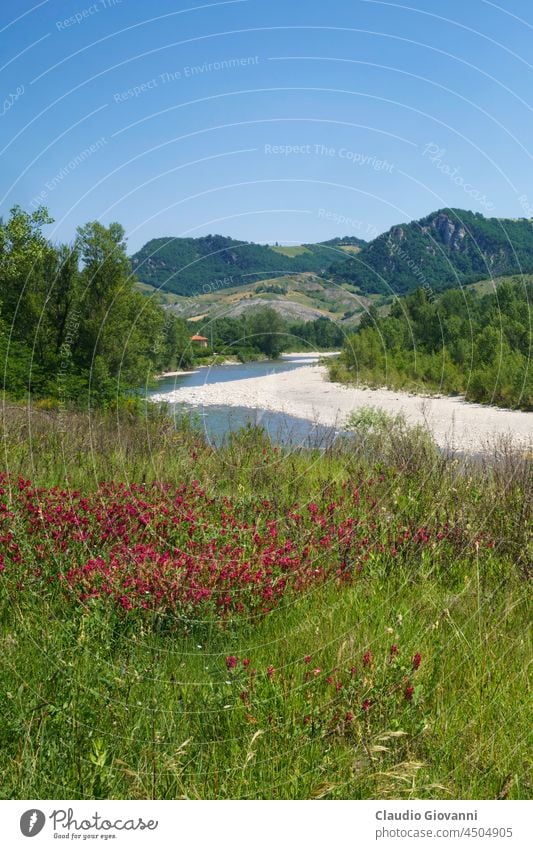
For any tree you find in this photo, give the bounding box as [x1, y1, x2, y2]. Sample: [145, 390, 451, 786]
[247, 307, 284, 358]
[359, 304, 379, 330]
[0, 205, 54, 336]
[73, 221, 160, 397]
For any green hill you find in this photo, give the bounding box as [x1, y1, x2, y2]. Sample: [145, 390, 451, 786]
[132, 210, 533, 301]
[131, 235, 363, 296]
[328, 209, 533, 295]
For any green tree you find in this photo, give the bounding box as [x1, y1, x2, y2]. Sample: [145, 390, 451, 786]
[247, 307, 284, 358]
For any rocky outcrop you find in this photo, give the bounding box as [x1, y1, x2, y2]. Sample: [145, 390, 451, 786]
[430, 213, 467, 250]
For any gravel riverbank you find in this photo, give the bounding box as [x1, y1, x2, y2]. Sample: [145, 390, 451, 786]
[151, 356, 531, 452]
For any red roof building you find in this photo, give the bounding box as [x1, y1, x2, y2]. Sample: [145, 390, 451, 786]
[190, 334, 209, 348]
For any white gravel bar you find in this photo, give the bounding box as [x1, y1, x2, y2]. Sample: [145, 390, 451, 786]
[150, 354, 532, 453]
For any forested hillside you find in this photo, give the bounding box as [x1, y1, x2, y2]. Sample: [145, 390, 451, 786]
[131, 210, 533, 302]
[328, 209, 533, 295]
[130, 235, 359, 295]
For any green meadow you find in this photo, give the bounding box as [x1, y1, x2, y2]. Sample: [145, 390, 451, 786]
[0, 405, 530, 799]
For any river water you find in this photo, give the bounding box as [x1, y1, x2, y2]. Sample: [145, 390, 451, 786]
[145, 355, 339, 447]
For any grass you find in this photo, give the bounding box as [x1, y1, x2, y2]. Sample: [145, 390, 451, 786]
[336, 244, 363, 254]
[0, 402, 531, 799]
[133, 280, 182, 306]
[469, 273, 533, 297]
[269, 246, 312, 257]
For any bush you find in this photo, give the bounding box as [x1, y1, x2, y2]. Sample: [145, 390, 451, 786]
[344, 406, 438, 473]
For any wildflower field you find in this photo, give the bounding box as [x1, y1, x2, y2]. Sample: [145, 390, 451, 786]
[0, 405, 531, 799]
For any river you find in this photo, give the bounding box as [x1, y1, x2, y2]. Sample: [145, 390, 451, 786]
[145, 354, 339, 447]
[145, 351, 532, 454]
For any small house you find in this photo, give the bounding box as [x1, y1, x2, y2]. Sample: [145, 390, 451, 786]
[190, 334, 209, 349]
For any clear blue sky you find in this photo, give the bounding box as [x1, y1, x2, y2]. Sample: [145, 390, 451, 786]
[1, 0, 533, 252]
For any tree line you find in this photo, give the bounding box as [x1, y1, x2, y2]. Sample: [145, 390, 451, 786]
[332, 279, 532, 410]
[0, 207, 193, 406]
[195, 311, 344, 361]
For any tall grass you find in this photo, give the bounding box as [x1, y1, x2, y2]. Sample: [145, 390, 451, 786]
[0, 401, 531, 799]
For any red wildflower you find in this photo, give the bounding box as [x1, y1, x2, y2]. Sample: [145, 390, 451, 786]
[225, 655, 238, 670]
[363, 650, 373, 668]
[242, 658, 250, 668]
[266, 665, 275, 679]
[404, 684, 414, 702]
[362, 699, 372, 713]
[390, 644, 398, 658]
[304, 655, 311, 664]
[412, 652, 422, 670]
[345, 711, 353, 722]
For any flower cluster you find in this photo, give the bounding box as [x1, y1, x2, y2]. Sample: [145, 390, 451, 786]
[223, 645, 424, 731]
[0, 473, 493, 621]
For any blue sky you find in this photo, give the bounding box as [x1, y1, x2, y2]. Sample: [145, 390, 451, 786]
[1, 0, 533, 251]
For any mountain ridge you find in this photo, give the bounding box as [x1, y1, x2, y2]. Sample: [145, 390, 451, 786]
[328, 208, 533, 295]
[131, 234, 364, 296]
[131, 209, 533, 301]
